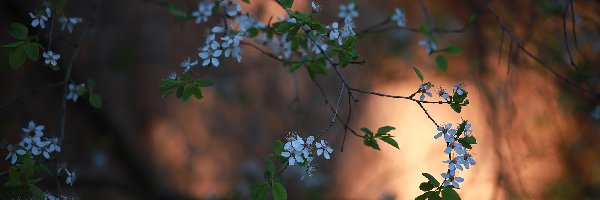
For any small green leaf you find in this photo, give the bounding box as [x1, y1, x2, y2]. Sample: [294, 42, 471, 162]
[21, 157, 35, 178]
[29, 184, 45, 200]
[379, 136, 399, 149]
[419, 23, 431, 36]
[440, 45, 463, 55]
[196, 80, 214, 87]
[193, 87, 203, 99]
[436, 55, 448, 72]
[271, 181, 287, 200]
[376, 126, 396, 136]
[242, 0, 250, 3]
[274, 21, 296, 33]
[23, 42, 40, 61]
[441, 188, 461, 200]
[419, 182, 435, 191]
[287, 62, 302, 72]
[360, 128, 373, 136]
[363, 137, 380, 150]
[9, 23, 28, 40]
[413, 67, 424, 82]
[9, 46, 26, 69]
[2, 41, 25, 48]
[467, 14, 477, 26]
[251, 183, 269, 200]
[264, 157, 275, 177]
[89, 94, 103, 108]
[182, 86, 194, 101]
[422, 173, 440, 187]
[280, 0, 294, 8]
[168, 3, 188, 18]
[450, 103, 462, 113]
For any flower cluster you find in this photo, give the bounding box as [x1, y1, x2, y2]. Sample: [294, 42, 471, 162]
[280, 133, 333, 179]
[433, 122, 476, 188]
[5, 121, 61, 164]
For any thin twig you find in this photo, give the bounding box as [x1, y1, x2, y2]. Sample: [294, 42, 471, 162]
[316, 83, 345, 139]
[0, 81, 65, 110]
[483, 0, 595, 97]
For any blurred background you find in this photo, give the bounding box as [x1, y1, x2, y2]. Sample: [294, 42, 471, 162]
[1, 0, 600, 199]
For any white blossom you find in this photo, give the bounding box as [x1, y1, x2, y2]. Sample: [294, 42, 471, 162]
[168, 72, 178, 80]
[192, 1, 214, 24]
[441, 171, 464, 188]
[315, 140, 333, 159]
[444, 140, 466, 155]
[456, 152, 476, 169]
[180, 57, 199, 73]
[341, 17, 356, 38]
[29, 7, 51, 29]
[419, 37, 437, 55]
[43, 50, 60, 66]
[338, 2, 358, 19]
[220, 0, 242, 17]
[198, 36, 223, 67]
[451, 84, 465, 95]
[443, 158, 464, 171]
[311, 2, 322, 13]
[419, 83, 433, 101]
[391, 8, 406, 27]
[66, 83, 85, 102]
[58, 16, 82, 33]
[221, 33, 244, 62]
[235, 15, 265, 32]
[59, 168, 76, 186]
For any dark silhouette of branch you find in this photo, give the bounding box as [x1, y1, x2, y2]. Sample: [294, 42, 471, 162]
[483, 0, 595, 97]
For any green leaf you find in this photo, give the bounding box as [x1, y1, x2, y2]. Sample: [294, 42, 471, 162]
[458, 136, 477, 149]
[193, 86, 203, 99]
[9, 46, 26, 69]
[360, 128, 373, 136]
[9, 23, 28, 40]
[440, 45, 463, 55]
[429, 192, 443, 200]
[379, 136, 399, 149]
[264, 157, 275, 178]
[274, 140, 285, 154]
[242, 0, 250, 3]
[419, 23, 431, 36]
[21, 157, 34, 178]
[251, 183, 269, 200]
[376, 126, 396, 136]
[363, 137, 380, 150]
[29, 184, 45, 200]
[466, 14, 477, 26]
[436, 55, 448, 72]
[196, 80, 214, 87]
[441, 188, 461, 200]
[413, 67, 424, 82]
[182, 86, 194, 101]
[168, 3, 188, 18]
[419, 182, 435, 191]
[280, 0, 294, 8]
[23, 42, 39, 61]
[274, 21, 296, 33]
[89, 94, 103, 108]
[271, 181, 287, 200]
[247, 28, 259, 37]
[2, 41, 25, 48]
[450, 103, 462, 113]
[306, 61, 329, 79]
[287, 62, 302, 72]
[422, 173, 440, 187]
